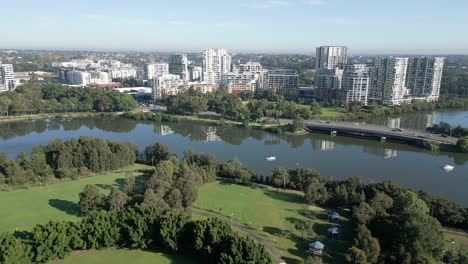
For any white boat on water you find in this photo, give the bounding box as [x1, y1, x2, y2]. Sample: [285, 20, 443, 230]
[266, 156, 277, 161]
[443, 165, 454, 172]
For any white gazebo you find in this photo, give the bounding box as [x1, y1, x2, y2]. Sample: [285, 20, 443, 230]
[308, 240, 325, 255]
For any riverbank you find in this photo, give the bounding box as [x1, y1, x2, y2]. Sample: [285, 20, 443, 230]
[0, 111, 122, 123]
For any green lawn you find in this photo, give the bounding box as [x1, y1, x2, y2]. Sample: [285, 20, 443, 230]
[444, 232, 468, 254]
[0, 164, 151, 233]
[318, 107, 345, 119]
[193, 181, 353, 264]
[49, 248, 198, 264]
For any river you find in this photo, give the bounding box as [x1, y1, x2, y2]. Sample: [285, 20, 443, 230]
[0, 110, 467, 205]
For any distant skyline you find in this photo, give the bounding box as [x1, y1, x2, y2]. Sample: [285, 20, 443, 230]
[2, 0, 468, 54]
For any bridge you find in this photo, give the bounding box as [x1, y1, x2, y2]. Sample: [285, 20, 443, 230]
[305, 120, 458, 146]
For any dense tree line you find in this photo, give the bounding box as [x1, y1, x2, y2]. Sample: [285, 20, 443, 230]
[0, 84, 137, 116]
[334, 96, 467, 121]
[0, 137, 137, 188]
[441, 67, 468, 96]
[0, 205, 272, 264]
[427, 121, 468, 137]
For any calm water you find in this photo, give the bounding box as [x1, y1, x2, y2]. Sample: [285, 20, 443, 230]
[364, 109, 468, 130]
[0, 111, 467, 205]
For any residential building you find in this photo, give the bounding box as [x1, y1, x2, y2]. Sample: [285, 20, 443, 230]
[314, 68, 344, 90]
[369, 57, 409, 106]
[67, 70, 91, 85]
[179, 82, 217, 94]
[109, 68, 137, 79]
[146, 63, 169, 79]
[236, 62, 268, 89]
[267, 69, 299, 98]
[89, 71, 110, 84]
[169, 54, 189, 81]
[406, 57, 445, 101]
[0, 64, 15, 92]
[202, 48, 232, 84]
[188, 65, 202, 81]
[224, 72, 259, 94]
[153, 74, 184, 100]
[316, 46, 348, 70]
[342, 64, 371, 105]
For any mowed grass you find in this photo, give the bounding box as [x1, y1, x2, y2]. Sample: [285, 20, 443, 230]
[318, 107, 345, 119]
[193, 181, 353, 264]
[444, 232, 468, 253]
[49, 248, 198, 264]
[0, 164, 151, 233]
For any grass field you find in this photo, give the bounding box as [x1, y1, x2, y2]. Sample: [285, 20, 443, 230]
[444, 232, 468, 254]
[318, 107, 345, 119]
[193, 181, 353, 264]
[49, 248, 198, 264]
[0, 164, 151, 233]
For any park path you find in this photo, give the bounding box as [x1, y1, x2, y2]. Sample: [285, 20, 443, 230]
[191, 209, 282, 262]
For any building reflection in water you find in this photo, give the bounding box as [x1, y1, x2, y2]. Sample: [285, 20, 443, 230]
[384, 149, 398, 159]
[385, 112, 436, 130]
[387, 118, 401, 128]
[154, 125, 174, 136]
[206, 127, 221, 142]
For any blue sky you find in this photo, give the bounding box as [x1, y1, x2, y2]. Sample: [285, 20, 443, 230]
[2, 0, 468, 54]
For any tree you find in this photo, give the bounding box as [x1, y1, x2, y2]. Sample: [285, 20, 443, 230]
[353, 202, 376, 224]
[78, 185, 104, 216]
[345, 246, 368, 264]
[140, 143, 175, 166]
[271, 166, 289, 190]
[167, 188, 183, 209]
[455, 138, 468, 153]
[123, 174, 135, 195]
[295, 219, 314, 240]
[304, 178, 328, 205]
[107, 188, 129, 212]
[0, 232, 30, 264]
[305, 256, 323, 264]
[354, 225, 380, 264]
[158, 211, 190, 252]
[143, 188, 169, 209]
[31, 221, 72, 262]
[290, 118, 306, 132]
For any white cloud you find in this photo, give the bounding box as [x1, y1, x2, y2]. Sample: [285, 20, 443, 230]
[302, 0, 326, 6]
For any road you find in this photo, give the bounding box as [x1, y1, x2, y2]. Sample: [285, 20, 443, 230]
[305, 119, 459, 144]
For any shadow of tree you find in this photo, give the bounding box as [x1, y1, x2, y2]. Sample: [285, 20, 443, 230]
[263, 226, 285, 236]
[13, 230, 33, 240]
[263, 190, 304, 204]
[95, 183, 113, 191]
[48, 199, 79, 216]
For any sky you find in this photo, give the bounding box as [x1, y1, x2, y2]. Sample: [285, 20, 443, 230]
[2, 0, 468, 54]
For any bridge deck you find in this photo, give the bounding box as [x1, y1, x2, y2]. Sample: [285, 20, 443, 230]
[305, 120, 458, 145]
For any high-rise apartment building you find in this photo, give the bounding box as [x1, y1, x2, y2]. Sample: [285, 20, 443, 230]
[369, 57, 409, 106]
[406, 57, 444, 101]
[169, 54, 189, 81]
[342, 64, 371, 105]
[0, 64, 15, 92]
[153, 74, 184, 100]
[267, 69, 299, 98]
[146, 63, 169, 79]
[315, 46, 348, 70]
[314, 68, 344, 90]
[188, 65, 202, 81]
[202, 48, 231, 84]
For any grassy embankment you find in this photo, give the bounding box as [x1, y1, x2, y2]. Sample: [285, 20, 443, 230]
[0, 112, 120, 123]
